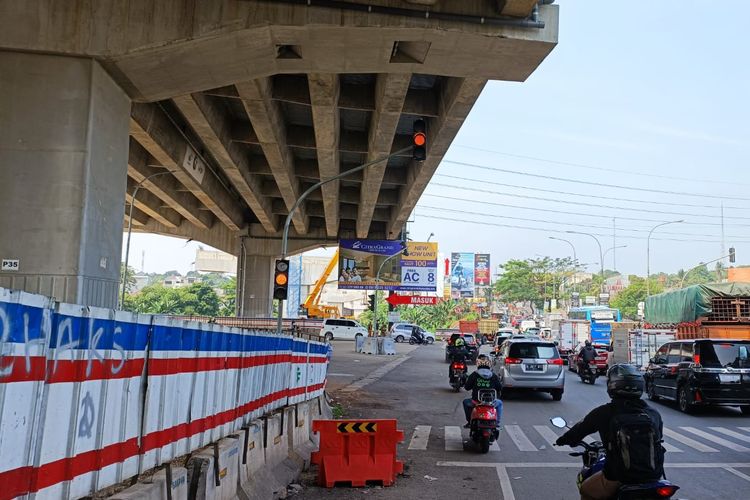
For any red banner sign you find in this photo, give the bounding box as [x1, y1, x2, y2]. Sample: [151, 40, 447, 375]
[386, 294, 438, 306]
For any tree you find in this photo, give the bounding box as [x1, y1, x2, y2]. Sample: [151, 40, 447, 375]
[119, 264, 137, 295]
[219, 277, 236, 316]
[610, 276, 663, 320]
[494, 260, 541, 304]
[126, 282, 221, 316]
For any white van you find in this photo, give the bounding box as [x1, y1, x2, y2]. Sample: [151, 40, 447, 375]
[320, 318, 368, 341]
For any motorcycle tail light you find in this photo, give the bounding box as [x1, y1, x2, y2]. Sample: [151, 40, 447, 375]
[656, 485, 678, 497]
[451, 363, 466, 370]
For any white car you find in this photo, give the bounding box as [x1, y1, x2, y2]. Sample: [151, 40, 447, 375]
[389, 323, 435, 344]
[319, 318, 368, 341]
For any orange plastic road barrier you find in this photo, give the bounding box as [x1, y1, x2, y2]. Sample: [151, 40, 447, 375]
[311, 419, 404, 488]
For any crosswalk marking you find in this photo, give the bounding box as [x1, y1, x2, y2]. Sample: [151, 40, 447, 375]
[533, 425, 572, 452]
[709, 426, 750, 444]
[680, 426, 750, 452]
[661, 441, 683, 453]
[408, 425, 431, 450]
[663, 427, 719, 453]
[739, 427, 750, 433]
[445, 426, 464, 451]
[505, 425, 537, 451]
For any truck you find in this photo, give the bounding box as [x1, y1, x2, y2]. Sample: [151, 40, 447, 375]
[478, 318, 499, 343]
[519, 319, 537, 332]
[458, 320, 479, 334]
[557, 320, 590, 361]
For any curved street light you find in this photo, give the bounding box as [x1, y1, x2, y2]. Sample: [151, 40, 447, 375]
[373, 247, 408, 336]
[646, 220, 684, 296]
[120, 170, 177, 309]
[566, 231, 604, 277]
[603, 245, 627, 270]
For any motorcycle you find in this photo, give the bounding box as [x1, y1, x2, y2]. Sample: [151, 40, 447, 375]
[579, 360, 598, 384]
[550, 417, 679, 499]
[469, 389, 500, 453]
[409, 333, 428, 345]
[449, 360, 468, 392]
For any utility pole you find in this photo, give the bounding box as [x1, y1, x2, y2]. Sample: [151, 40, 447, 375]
[612, 218, 617, 272]
[721, 202, 726, 258]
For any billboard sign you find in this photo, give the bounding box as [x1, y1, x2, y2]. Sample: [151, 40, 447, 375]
[474, 254, 491, 286]
[338, 239, 437, 291]
[450, 252, 475, 298]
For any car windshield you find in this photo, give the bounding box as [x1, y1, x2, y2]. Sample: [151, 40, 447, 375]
[509, 343, 558, 359]
[700, 341, 750, 369]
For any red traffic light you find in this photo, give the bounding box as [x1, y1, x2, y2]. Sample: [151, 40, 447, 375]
[413, 118, 426, 161]
[413, 131, 426, 146]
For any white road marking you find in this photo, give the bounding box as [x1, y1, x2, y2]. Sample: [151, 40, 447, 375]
[662, 427, 719, 453]
[326, 372, 354, 377]
[661, 441, 683, 453]
[408, 425, 431, 450]
[436, 461, 750, 468]
[445, 426, 464, 451]
[504, 425, 537, 451]
[533, 425, 572, 452]
[495, 465, 515, 500]
[680, 426, 750, 452]
[724, 467, 750, 483]
[490, 440, 501, 452]
[739, 427, 750, 433]
[709, 426, 750, 444]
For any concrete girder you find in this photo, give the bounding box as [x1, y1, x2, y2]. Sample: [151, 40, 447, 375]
[388, 76, 488, 237]
[294, 160, 407, 187]
[133, 219, 238, 256]
[125, 176, 181, 228]
[261, 182, 400, 206]
[126, 204, 150, 226]
[308, 73, 340, 237]
[130, 102, 245, 231]
[171, 93, 278, 232]
[357, 73, 411, 238]
[235, 78, 308, 235]
[271, 199, 390, 223]
[127, 137, 214, 230]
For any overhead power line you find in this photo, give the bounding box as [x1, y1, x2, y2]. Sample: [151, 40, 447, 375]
[430, 181, 750, 220]
[421, 192, 750, 228]
[434, 174, 750, 211]
[454, 144, 750, 188]
[412, 212, 750, 244]
[441, 159, 750, 202]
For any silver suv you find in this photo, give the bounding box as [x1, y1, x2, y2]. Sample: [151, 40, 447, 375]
[390, 323, 435, 343]
[493, 338, 565, 401]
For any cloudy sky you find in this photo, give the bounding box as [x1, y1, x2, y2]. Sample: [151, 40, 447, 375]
[125, 0, 750, 277]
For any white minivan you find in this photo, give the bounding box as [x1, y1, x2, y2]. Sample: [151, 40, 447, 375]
[320, 318, 368, 341]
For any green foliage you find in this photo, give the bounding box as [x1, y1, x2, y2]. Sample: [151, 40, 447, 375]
[357, 295, 388, 329]
[493, 257, 578, 307]
[219, 277, 236, 316]
[126, 282, 221, 316]
[610, 276, 663, 320]
[119, 264, 136, 295]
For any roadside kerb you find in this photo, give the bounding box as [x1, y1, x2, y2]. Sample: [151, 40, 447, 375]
[110, 466, 188, 500]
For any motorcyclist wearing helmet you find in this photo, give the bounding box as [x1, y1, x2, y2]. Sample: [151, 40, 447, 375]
[578, 339, 597, 373]
[555, 364, 664, 500]
[411, 325, 425, 344]
[463, 354, 503, 428]
[448, 337, 469, 379]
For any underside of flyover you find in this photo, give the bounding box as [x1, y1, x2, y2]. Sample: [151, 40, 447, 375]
[0, 0, 558, 312]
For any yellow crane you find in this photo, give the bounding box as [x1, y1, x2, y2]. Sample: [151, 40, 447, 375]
[300, 250, 342, 319]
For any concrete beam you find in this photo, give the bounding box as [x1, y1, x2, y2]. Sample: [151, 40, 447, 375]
[388, 76, 487, 237]
[308, 73, 340, 237]
[236, 78, 308, 234]
[130, 102, 245, 230]
[125, 176, 181, 228]
[134, 219, 238, 256]
[127, 137, 213, 230]
[271, 199, 390, 223]
[172, 93, 278, 232]
[127, 204, 150, 226]
[357, 73, 411, 238]
[295, 160, 407, 186]
[262, 182, 399, 206]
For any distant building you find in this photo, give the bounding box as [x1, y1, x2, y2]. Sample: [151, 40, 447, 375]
[603, 274, 630, 296]
[728, 267, 750, 282]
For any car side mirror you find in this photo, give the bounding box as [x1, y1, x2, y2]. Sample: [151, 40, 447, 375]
[550, 417, 567, 429]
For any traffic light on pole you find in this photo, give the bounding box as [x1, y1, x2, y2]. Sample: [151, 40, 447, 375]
[729, 247, 736, 263]
[412, 118, 426, 161]
[273, 259, 290, 300]
[367, 294, 376, 312]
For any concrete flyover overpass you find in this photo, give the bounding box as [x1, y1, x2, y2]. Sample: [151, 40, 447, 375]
[0, 0, 558, 315]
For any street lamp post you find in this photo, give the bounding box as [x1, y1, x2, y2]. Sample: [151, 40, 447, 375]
[121, 170, 176, 309]
[276, 146, 412, 334]
[603, 245, 628, 271]
[373, 248, 407, 337]
[549, 236, 578, 294]
[646, 220, 684, 296]
[566, 231, 604, 278]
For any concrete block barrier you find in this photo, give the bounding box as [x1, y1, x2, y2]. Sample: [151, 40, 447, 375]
[186, 437, 240, 500]
[111, 466, 188, 500]
[382, 338, 396, 355]
[287, 403, 314, 471]
[362, 337, 378, 355]
[237, 420, 278, 500]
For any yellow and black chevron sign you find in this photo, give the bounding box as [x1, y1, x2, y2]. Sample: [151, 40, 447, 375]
[336, 422, 377, 433]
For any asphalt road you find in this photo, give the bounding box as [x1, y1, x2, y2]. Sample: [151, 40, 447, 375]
[298, 341, 750, 499]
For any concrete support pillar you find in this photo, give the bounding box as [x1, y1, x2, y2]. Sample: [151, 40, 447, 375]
[0, 51, 130, 307]
[237, 250, 275, 318]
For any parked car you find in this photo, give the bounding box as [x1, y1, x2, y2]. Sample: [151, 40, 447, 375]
[445, 333, 479, 363]
[568, 343, 609, 375]
[319, 318, 368, 341]
[493, 338, 565, 400]
[644, 339, 750, 414]
[390, 323, 435, 344]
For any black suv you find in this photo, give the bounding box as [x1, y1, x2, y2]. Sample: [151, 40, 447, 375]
[445, 333, 479, 364]
[644, 339, 750, 414]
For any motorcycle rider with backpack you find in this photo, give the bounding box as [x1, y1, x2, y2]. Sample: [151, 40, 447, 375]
[463, 354, 503, 428]
[578, 340, 597, 373]
[555, 364, 665, 500]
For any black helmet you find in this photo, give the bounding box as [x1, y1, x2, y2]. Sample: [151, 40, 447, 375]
[584, 340, 592, 347]
[607, 363, 644, 399]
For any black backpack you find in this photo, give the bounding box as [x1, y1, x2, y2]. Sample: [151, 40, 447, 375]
[607, 404, 665, 483]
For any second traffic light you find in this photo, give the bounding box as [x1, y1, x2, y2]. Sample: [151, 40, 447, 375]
[367, 294, 376, 312]
[413, 118, 426, 161]
[730, 247, 736, 263]
[273, 259, 290, 300]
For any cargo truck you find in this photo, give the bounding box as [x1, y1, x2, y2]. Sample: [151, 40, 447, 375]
[556, 320, 590, 361]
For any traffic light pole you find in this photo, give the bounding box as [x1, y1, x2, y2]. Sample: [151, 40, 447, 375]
[679, 251, 735, 288]
[275, 146, 412, 335]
